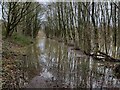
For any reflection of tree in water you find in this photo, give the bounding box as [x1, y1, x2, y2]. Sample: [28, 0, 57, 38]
[42, 38, 120, 88]
[114, 64, 120, 79]
[22, 45, 41, 85]
[5, 37, 118, 88]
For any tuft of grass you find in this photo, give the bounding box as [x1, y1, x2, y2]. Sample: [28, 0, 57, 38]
[12, 33, 33, 46]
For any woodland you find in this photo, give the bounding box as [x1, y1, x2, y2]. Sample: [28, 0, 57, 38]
[1, 1, 120, 89]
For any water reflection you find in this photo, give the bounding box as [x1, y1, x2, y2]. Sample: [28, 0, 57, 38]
[24, 32, 120, 88]
[38, 37, 45, 53]
[18, 43, 42, 87]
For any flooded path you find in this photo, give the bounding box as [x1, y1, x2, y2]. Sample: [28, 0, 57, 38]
[23, 31, 120, 88]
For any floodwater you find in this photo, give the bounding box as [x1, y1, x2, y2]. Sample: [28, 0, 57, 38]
[23, 31, 120, 88]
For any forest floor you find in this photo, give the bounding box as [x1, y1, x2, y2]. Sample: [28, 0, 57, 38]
[2, 34, 32, 88]
[2, 39, 26, 88]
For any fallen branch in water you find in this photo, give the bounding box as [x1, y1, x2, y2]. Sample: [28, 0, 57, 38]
[84, 51, 120, 62]
[98, 51, 120, 62]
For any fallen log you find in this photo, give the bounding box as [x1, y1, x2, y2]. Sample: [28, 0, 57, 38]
[84, 51, 120, 62]
[98, 51, 120, 62]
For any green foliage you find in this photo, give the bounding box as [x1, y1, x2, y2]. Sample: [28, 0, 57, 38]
[12, 33, 33, 46]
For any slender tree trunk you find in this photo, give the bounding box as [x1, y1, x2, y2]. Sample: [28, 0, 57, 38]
[92, 2, 99, 53]
[118, 2, 120, 46]
[114, 3, 117, 47]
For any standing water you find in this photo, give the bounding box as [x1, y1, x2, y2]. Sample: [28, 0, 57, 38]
[23, 31, 120, 88]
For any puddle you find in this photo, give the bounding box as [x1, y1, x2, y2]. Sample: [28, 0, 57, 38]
[23, 31, 120, 88]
